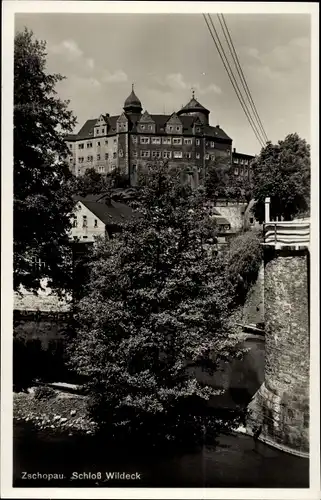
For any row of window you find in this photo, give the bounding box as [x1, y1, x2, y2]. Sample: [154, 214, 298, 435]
[138, 151, 216, 160]
[233, 158, 249, 165]
[74, 136, 215, 150]
[78, 138, 118, 149]
[234, 168, 248, 176]
[73, 215, 98, 229]
[78, 152, 119, 162]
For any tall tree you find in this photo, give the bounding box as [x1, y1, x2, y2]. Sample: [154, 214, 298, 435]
[14, 28, 77, 293]
[70, 164, 244, 446]
[251, 133, 310, 222]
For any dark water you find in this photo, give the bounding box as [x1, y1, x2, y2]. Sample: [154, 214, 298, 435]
[13, 421, 309, 488]
[12, 336, 309, 488]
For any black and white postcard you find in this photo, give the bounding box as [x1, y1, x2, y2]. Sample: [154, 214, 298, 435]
[1, 1, 320, 499]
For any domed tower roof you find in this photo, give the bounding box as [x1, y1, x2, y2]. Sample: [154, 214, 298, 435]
[177, 90, 210, 116]
[123, 84, 142, 114]
[177, 90, 210, 125]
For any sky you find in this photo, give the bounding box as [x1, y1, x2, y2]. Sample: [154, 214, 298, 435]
[15, 13, 311, 156]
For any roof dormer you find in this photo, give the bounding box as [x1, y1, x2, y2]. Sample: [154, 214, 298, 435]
[138, 111, 155, 133]
[165, 113, 183, 134]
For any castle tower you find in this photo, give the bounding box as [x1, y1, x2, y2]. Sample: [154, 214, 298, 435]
[177, 89, 210, 126]
[123, 84, 142, 123]
[247, 208, 310, 457]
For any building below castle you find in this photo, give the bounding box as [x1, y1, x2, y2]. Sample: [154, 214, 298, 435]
[65, 86, 254, 187]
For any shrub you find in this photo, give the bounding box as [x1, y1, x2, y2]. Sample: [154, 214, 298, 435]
[34, 385, 56, 401]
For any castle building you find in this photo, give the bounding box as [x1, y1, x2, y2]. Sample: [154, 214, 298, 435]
[65, 86, 254, 187]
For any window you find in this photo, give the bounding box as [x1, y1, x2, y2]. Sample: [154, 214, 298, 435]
[133, 151, 138, 157]
[196, 127, 201, 133]
[244, 159, 248, 165]
[196, 153, 200, 159]
[114, 138, 117, 143]
[105, 140, 108, 145]
[152, 151, 162, 158]
[96, 154, 100, 161]
[83, 236, 88, 239]
[176, 126, 181, 131]
[168, 125, 173, 132]
[119, 149, 123, 157]
[210, 141, 215, 148]
[140, 137, 150, 144]
[234, 168, 239, 175]
[105, 153, 109, 160]
[148, 125, 153, 131]
[234, 158, 239, 164]
[86, 142, 92, 148]
[98, 166, 104, 173]
[102, 129, 105, 134]
[82, 216, 88, 228]
[69, 157, 73, 162]
[113, 152, 117, 159]
[87, 156, 93, 161]
[185, 152, 192, 159]
[184, 138, 192, 145]
[240, 168, 244, 175]
[163, 151, 172, 159]
[162, 137, 171, 144]
[173, 137, 182, 145]
[132, 164, 137, 172]
[96, 129, 100, 135]
[97, 141, 100, 146]
[249, 217, 254, 225]
[72, 219, 78, 228]
[94, 219, 98, 228]
[141, 151, 150, 158]
[151, 137, 161, 144]
[140, 124, 145, 130]
[173, 151, 182, 158]
[205, 154, 209, 160]
[132, 136, 137, 143]
[211, 154, 215, 161]
[196, 139, 200, 146]
[78, 143, 84, 149]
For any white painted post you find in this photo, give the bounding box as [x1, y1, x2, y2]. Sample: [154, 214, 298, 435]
[265, 197, 271, 223]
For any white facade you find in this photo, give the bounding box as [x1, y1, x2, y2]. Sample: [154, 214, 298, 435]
[70, 201, 106, 243]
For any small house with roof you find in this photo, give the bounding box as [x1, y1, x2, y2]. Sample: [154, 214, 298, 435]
[70, 194, 135, 243]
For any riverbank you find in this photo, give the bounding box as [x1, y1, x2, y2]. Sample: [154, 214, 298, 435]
[13, 390, 96, 435]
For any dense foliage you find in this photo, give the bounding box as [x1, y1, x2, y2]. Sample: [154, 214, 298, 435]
[14, 28, 76, 293]
[251, 133, 310, 222]
[69, 164, 245, 446]
[206, 157, 253, 202]
[224, 229, 263, 308]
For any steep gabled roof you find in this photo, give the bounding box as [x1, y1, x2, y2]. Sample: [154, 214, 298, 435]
[76, 198, 134, 226]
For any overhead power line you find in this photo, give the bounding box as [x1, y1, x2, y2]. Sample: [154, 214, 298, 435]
[217, 13, 269, 143]
[203, 13, 266, 148]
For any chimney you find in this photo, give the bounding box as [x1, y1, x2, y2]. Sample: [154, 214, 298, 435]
[233, 148, 236, 153]
[216, 124, 220, 128]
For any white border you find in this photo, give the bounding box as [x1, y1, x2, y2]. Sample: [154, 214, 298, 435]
[1, 2, 320, 499]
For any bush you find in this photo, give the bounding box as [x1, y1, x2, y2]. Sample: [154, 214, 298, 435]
[34, 385, 56, 401]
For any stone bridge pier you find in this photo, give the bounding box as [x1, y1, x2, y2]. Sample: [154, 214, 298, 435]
[247, 216, 310, 457]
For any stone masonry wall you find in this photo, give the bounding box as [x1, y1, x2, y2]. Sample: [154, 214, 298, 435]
[248, 249, 309, 455]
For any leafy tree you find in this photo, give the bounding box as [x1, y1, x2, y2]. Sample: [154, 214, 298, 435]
[206, 157, 253, 202]
[224, 229, 263, 308]
[70, 163, 244, 447]
[251, 133, 310, 222]
[14, 28, 77, 293]
[71, 168, 111, 197]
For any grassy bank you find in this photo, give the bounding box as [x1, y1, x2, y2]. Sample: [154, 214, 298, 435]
[13, 390, 97, 435]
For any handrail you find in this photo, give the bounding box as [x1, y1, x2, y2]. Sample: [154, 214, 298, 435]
[263, 221, 310, 249]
